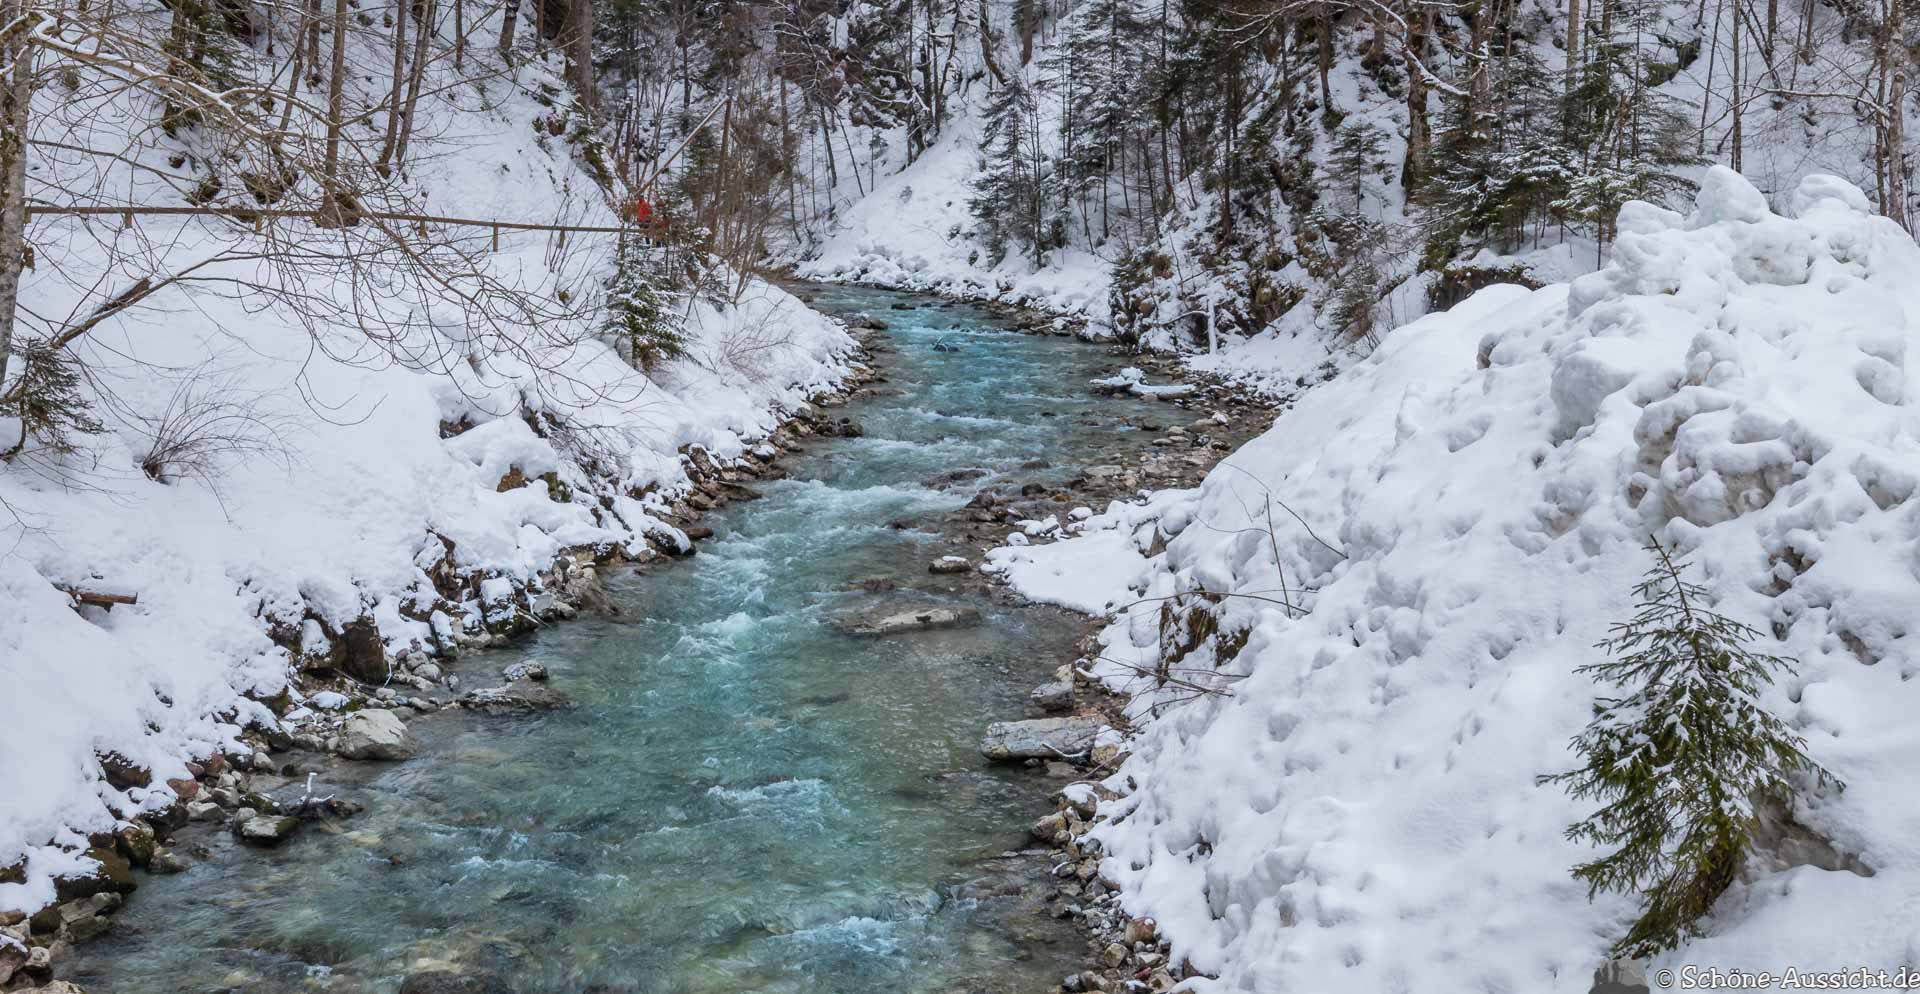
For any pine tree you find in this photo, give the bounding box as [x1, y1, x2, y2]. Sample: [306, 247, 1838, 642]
[601, 243, 686, 373]
[1040, 0, 1150, 242]
[969, 75, 1057, 266]
[1555, 0, 1697, 253]
[1, 340, 105, 460]
[1419, 43, 1574, 264]
[1540, 539, 1842, 958]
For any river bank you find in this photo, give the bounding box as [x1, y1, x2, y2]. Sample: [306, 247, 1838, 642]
[1, 317, 883, 992]
[13, 284, 1278, 994]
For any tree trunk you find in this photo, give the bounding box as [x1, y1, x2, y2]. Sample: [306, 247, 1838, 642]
[395, 0, 436, 169]
[1888, 0, 1908, 227]
[305, 0, 322, 83]
[1729, 0, 1742, 171]
[563, 0, 596, 111]
[0, 0, 33, 391]
[1317, 4, 1333, 106]
[1403, 2, 1429, 189]
[1018, 0, 1035, 64]
[453, 0, 464, 69]
[1469, 0, 1492, 136]
[1565, 0, 1581, 91]
[377, 0, 409, 174]
[498, 0, 519, 54]
[979, 0, 1006, 85]
[317, 0, 353, 225]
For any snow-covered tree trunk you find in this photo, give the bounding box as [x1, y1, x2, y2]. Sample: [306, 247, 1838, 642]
[0, 0, 34, 391]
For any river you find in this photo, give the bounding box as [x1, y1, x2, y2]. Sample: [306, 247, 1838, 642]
[62, 284, 1177, 994]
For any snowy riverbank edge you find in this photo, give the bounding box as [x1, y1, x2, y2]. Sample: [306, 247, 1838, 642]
[987, 168, 1920, 993]
[0, 304, 875, 940]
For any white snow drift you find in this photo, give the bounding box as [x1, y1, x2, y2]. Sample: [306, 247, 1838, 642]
[1000, 167, 1920, 991]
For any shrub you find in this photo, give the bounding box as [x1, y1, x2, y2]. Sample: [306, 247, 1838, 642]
[1540, 539, 1842, 957]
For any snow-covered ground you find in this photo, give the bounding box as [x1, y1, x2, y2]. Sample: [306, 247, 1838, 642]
[993, 168, 1920, 990]
[0, 23, 852, 911]
[791, 106, 1119, 324]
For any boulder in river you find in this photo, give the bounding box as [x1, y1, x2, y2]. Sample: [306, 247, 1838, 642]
[335, 709, 416, 761]
[979, 717, 1104, 761]
[928, 556, 972, 574]
[233, 815, 301, 846]
[457, 682, 575, 714]
[837, 606, 982, 636]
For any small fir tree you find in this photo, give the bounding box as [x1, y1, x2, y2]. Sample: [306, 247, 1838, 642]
[2, 340, 105, 460]
[1540, 539, 1842, 957]
[601, 243, 686, 373]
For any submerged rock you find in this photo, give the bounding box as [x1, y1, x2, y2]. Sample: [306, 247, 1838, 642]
[979, 717, 1104, 762]
[335, 709, 416, 761]
[397, 969, 510, 994]
[837, 606, 982, 636]
[457, 682, 574, 713]
[147, 848, 192, 875]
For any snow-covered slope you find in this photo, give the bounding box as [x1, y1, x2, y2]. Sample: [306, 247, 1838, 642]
[791, 95, 1118, 323]
[0, 21, 852, 911]
[1002, 167, 1920, 990]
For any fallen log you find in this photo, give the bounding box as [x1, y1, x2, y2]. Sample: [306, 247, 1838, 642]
[57, 585, 139, 609]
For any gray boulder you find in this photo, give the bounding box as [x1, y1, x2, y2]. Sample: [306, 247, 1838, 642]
[336, 709, 416, 761]
[980, 717, 1104, 761]
[233, 815, 302, 846]
[1027, 681, 1074, 715]
[838, 606, 982, 636]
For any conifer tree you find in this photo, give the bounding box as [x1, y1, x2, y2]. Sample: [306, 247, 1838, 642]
[1540, 539, 1842, 957]
[1, 340, 106, 460]
[601, 243, 686, 373]
[969, 75, 1057, 266]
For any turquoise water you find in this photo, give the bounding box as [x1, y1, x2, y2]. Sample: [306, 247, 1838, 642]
[63, 285, 1171, 994]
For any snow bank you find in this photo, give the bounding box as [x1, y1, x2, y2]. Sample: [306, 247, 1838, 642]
[0, 25, 852, 910]
[1002, 167, 1920, 990]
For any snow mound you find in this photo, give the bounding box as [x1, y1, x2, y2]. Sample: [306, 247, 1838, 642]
[1008, 167, 1920, 991]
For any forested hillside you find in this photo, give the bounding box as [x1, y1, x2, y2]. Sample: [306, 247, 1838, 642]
[576, 0, 1918, 370]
